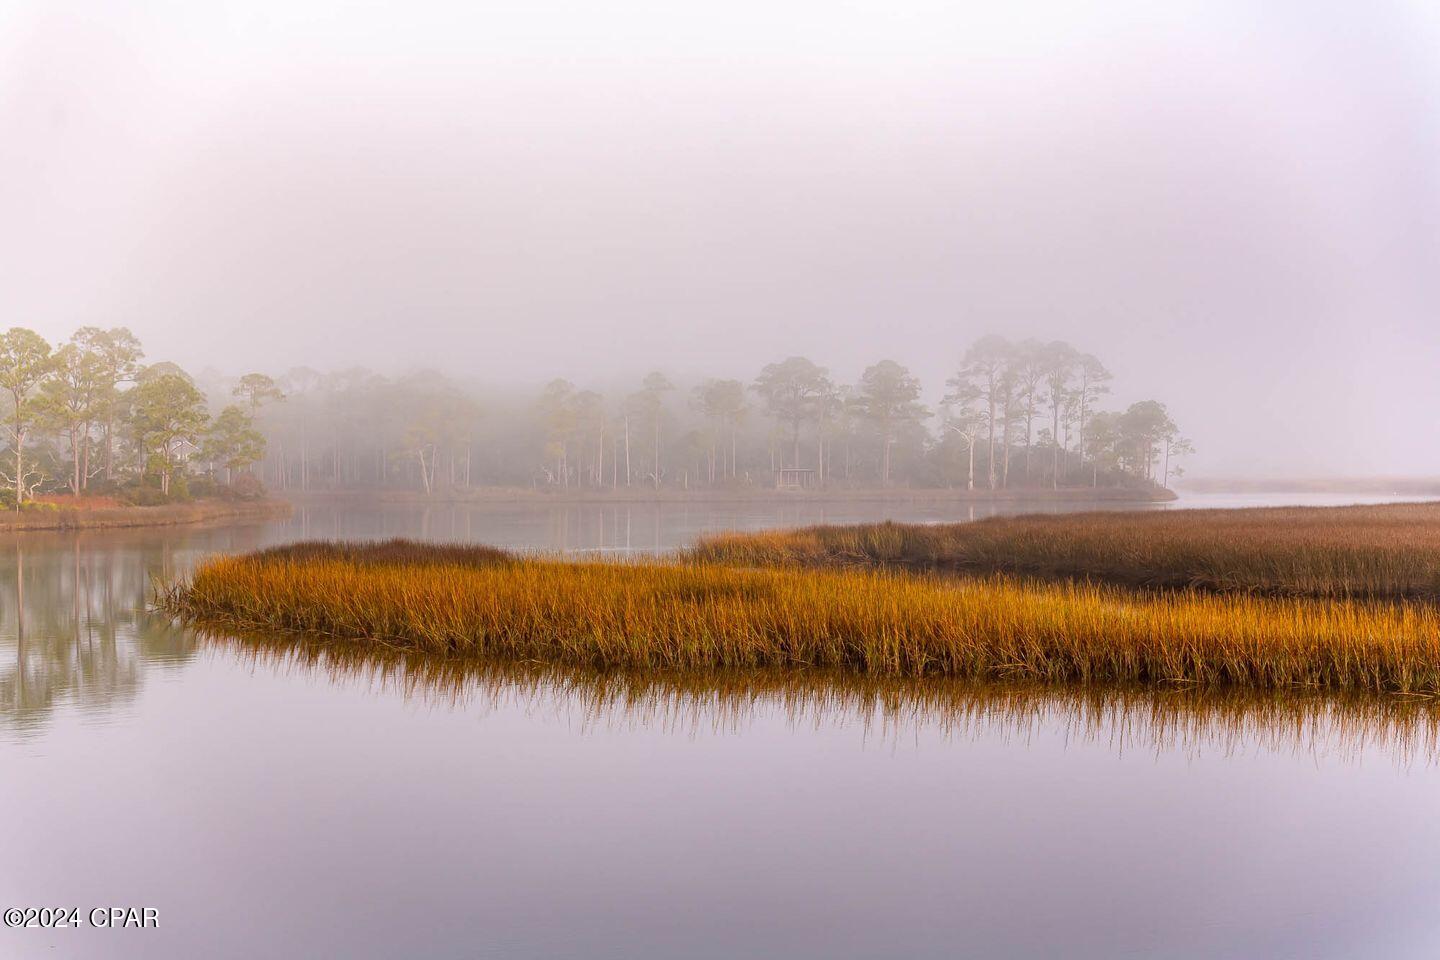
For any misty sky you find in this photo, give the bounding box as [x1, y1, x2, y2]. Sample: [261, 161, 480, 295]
[2, 0, 1438, 477]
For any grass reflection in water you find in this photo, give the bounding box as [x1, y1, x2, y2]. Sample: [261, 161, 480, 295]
[204, 627, 1440, 766]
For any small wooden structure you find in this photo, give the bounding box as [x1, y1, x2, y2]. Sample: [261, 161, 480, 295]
[775, 467, 816, 490]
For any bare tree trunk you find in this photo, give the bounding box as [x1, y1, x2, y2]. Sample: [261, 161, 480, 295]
[1001, 414, 1012, 488]
[730, 420, 736, 481]
[1051, 405, 1061, 490]
[1024, 410, 1034, 482]
[12, 416, 24, 510]
[103, 417, 114, 482]
[623, 415, 631, 487]
[986, 395, 996, 490]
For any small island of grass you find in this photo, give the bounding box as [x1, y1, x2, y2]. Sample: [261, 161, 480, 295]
[165, 505, 1440, 693]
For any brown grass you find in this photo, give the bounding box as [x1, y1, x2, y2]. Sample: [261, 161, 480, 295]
[164, 539, 1440, 693]
[686, 502, 1440, 599]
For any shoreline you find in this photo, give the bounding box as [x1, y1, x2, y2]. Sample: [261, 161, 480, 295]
[0, 498, 292, 532]
[280, 486, 1178, 507]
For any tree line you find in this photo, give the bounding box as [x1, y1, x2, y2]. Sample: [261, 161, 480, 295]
[0, 327, 266, 506]
[0, 328, 1190, 504]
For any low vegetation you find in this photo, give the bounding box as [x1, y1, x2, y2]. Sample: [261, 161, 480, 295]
[165, 539, 1440, 694]
[687, 502, 1440, 600]
[0, 498, 289, 532]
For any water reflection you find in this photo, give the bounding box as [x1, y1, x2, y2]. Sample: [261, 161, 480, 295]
[3, 539, 149, 735]
[204, 629, 1440, 765]
[0, 526, 272, 737]
[279, 495, 1177, 554]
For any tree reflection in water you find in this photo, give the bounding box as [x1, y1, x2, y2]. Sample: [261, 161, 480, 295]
[0, 526, 265, 736]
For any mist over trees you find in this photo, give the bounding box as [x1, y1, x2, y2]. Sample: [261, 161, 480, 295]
[0, 328, 1189, 504]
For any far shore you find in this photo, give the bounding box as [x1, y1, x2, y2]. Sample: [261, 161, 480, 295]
[0, 498, 292, 532]
[279, 485, 1178, 506]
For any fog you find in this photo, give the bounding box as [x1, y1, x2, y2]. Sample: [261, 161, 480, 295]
[3, 0, 1439, 478]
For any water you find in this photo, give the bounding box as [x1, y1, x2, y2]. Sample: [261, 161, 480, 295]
[4, 494, 1440, 959]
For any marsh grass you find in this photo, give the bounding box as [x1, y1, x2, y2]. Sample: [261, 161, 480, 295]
[165, 539, 1440, 693]
[686, 502, 1440, 599]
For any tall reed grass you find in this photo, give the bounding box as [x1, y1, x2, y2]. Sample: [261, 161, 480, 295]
[686, 502, 1440, 599]
[164, 539, 1440, 693]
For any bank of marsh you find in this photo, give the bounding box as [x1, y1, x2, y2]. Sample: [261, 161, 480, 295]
[165, 540, 1440, 693]
[687, 502, 1440, 599]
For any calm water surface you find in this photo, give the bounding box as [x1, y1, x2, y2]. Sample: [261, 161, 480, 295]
[4, 494, 1440, 959]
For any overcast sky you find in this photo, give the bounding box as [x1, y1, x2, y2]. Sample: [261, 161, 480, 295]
[2, 0, 1438, 476]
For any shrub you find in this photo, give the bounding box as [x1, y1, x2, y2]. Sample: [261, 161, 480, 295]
[188, 477, 219, 499]
[116, 482, 175, 507]
[226, 473, 267, 501]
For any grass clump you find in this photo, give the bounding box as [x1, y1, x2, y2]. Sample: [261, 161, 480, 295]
[686, 502, 1440, 599]
[164, 538, 1440, 694]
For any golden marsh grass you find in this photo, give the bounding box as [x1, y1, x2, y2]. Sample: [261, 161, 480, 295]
[687, 502, 1440, 599]
[165, 539, 1440, 693]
